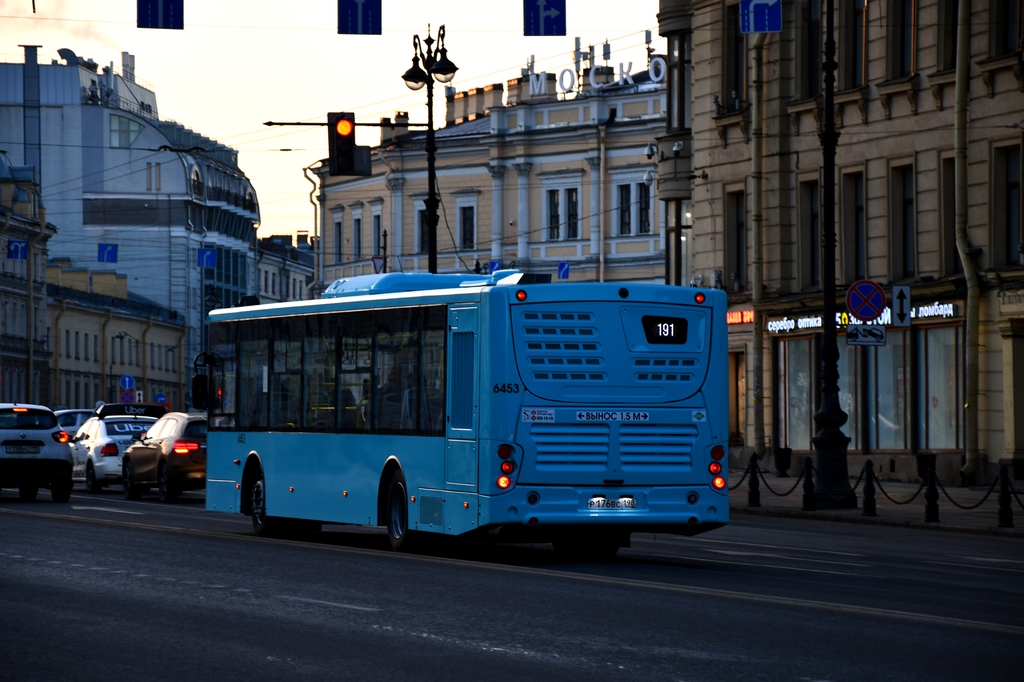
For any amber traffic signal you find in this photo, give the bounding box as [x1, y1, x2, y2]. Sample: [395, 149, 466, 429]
[328, 112, 356, 176]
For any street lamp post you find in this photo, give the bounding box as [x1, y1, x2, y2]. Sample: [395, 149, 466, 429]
[402, 24, 458, 274]
[813, 0, 856, 508]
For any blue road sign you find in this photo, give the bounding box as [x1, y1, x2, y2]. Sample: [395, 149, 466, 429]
[846, 280, 886, 322]
[198, 247, 216, 268]
[740, 0, 783, 34]
[489, 260, 502, 274]
[338, 0, 381, 35]
[120, 375, 136, 390]
[557, 262, 570, 280]
[98, 243, 118, 263]
[137, 0, 184, 30]
[155, 392, 167, 404]
[524, 0, 565, 36]
[6, 240, 27, 260]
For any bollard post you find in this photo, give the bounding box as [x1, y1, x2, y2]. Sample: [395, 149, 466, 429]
[802, 457, 816, 511]
[862, 460, 876, 517]
[924, 464, 940, 523]
[998, 464, 1014, 528]
[747, 453, 761, 507]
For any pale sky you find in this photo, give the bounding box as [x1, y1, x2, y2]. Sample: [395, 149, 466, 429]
[2, 0, 662, 239]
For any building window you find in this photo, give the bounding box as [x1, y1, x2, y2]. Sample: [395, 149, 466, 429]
[800, 180, 821, 288]
[618, 185, 632, 236]
[667, 32, 692, 131]
[726, 190, 746, 289]
[65, 330, 71, 359]
[994, 145, 1022, 267]
[798, 0, 822, 99]
[418, 208, 428, 254]
[637, 184, 651, 235]
[887, 0, 916, 79]
[566, 188, 580, 239]
[891, 165, 916, 278]
[110, 114, 143, 148]
[547, 189, 560, 240]
[459, 205, 475, 250]
[842, 172, 867, 281]
[937, 0, 959, 71]
[352, 216, 362, 259]
[991, 0, 1023, 57]
[840, 0, 868, 89]
[723, 3, 746, 111]
[372, 213, 382, 256]
[75, 331, 80, 360]
[334, 220, 343, 261]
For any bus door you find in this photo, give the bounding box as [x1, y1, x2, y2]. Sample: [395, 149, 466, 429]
[446, 306, 479, 493]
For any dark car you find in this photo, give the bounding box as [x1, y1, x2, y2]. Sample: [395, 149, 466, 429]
[121, 412, 206, 502]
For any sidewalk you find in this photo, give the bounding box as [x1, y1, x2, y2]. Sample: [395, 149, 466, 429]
[727, 467, 1024, 538]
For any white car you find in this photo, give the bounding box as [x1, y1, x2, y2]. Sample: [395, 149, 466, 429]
[70, 404, 166, 493]
[0, 403, 73, 502]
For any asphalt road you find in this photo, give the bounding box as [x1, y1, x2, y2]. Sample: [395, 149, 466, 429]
[2, 488, 1022, 682]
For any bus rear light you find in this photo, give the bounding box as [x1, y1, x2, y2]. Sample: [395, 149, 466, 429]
[500, 460, 515, 474]
[497, 444, 513, 459]
[515, 290, 527, 301]
[694, 292, 706, 304]
[709, 461, 722, 475]
[711, 445, 725, 460]
[712, 476, 726, 490]
[173, 441, 199, 454]
[497, 475, 512, 489]
[100, 443, 119, 456]
[463, 501, 469, 509]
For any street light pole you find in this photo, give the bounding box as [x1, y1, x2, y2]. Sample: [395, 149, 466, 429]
[403, 25, 458, 274]
[813, 0, 856, 508]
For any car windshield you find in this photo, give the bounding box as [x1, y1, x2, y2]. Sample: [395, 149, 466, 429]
[104, 419, 154, 436]
[0, 408, 58, 430]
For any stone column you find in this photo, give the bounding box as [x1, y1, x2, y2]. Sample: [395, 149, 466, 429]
[386, 177, 404, 268]
[488, 165, 505, 264]
[513, 162, 532, 262]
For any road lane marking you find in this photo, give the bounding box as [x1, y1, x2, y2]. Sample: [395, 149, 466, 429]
[71, 506, 145, 515]
[280, 595, 379, 612]
[700, 548, 871, 568]
[927, 560, 1024, 574]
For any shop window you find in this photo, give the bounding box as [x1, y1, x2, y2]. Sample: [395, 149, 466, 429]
[915, 325, 962, 450]
[865, 330, 909, 449]
[779, 336, 815, 451]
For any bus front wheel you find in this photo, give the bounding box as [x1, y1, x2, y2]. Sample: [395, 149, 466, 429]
[251, 474, 287, 538]
[385, 470, 417, 552]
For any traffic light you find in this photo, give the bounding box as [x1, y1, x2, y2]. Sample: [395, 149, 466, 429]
[328, 112, 356, 176]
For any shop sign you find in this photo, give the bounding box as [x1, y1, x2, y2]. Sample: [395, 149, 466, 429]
[530, 57, 667, 96]
[768, 302, 959, 334]
[726, 309, 754, 325]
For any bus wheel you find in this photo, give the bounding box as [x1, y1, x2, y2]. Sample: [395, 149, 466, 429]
[385, 470, 417, 552]
[251, 473, 286, 538]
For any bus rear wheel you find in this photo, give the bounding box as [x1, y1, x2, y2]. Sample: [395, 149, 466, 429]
[385, 470, 417, 552]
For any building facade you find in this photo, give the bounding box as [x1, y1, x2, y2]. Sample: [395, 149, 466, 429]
[0, 151, 54, 404]
[316, 64, 669, 286]
[256, 234, 315, 304]
[0, 46, 260, 364]
[655, 0, 1024, 483]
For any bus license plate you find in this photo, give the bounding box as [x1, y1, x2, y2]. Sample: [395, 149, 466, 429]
[588, 496, 636, 510]
[5, 445, 39, 454]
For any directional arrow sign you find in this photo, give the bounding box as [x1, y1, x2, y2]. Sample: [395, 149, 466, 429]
[892, 285, 911, 327]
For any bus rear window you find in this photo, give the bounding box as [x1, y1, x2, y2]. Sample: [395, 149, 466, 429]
[641, 315, 688, 345]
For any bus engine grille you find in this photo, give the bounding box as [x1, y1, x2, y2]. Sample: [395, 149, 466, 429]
[531, 423, 610, 469]
[619, 423, 698, 468]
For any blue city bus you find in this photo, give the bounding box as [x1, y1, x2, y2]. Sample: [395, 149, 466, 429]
[193, 270, 729, 556]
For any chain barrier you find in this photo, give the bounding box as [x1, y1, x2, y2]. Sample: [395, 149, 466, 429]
[933, 474, 1000, 511]
[736, 456, 1019, 529]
